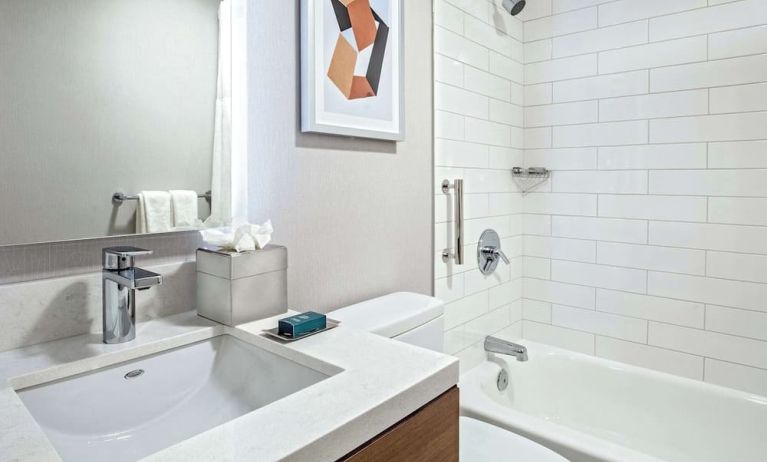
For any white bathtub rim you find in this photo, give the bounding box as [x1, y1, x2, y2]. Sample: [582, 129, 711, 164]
[460, 361, 664, 462]
[458, 339, 767, 462]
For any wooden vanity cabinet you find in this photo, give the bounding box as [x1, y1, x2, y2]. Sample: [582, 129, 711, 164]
[339, 386, 459, 462]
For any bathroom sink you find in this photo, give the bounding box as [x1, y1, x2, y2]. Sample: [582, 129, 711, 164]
[16, 335, 331, 462]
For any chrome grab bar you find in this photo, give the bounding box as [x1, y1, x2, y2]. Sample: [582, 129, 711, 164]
[441, 179, 464, 265]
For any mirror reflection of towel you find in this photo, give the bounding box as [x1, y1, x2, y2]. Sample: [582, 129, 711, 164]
[137, 191, 172, 234]
[170, 190, 199, 229]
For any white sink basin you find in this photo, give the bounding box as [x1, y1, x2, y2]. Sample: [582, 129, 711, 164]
[16, 335, 331, 462]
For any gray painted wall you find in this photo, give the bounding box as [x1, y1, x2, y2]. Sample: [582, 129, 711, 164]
[247, 1, 434, 312]
[0, 0, 218, 245]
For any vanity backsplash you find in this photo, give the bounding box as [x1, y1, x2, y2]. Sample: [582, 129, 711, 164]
[0, 232, 202, 352]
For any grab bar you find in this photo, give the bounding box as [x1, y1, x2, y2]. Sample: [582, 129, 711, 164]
[441, 179, 464, 265]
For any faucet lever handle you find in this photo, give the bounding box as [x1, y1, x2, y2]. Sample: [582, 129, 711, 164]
[103, 246, 153, 270]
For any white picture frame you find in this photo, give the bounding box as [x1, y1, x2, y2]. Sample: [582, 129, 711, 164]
[301, 0, 405, 141]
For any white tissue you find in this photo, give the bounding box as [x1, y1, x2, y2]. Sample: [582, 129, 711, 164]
[200, 220, 273, 252]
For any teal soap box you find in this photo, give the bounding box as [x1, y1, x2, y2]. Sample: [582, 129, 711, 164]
[278, 311, 326, 338]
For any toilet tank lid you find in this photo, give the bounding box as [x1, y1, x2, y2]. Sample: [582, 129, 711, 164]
[331, 292, 445, 338]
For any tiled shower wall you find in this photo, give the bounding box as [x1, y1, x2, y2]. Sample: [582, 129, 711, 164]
[434, 0, 526, 372]
[518, 0, 767, 395]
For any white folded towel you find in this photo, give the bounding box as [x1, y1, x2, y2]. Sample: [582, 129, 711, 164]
[169, 190, 199, 229]
[137, 191, 173, 234]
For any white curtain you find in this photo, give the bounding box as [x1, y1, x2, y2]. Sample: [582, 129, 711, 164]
[209, 0, 233, 225]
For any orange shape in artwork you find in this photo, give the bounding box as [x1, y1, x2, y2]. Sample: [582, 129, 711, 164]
[347, 0, 377, 51]
[349, 76, 376, 100]
[326, 34, 356, 98]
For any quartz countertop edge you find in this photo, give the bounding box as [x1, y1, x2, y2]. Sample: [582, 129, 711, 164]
[0, 311, 459, 462]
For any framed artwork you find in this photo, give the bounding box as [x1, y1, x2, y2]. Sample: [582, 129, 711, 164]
[301, 0, 405, 141]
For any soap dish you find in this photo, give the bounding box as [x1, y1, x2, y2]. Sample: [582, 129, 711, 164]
[262, 319, 341, 342]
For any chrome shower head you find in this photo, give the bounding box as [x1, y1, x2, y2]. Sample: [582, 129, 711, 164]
[502, 0, 526, 16]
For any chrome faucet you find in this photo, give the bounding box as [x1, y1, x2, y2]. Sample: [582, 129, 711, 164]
[485, 336, 528, 362]
[102, 247, 162, 344]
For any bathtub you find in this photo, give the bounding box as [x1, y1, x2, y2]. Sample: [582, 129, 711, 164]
[459, 340, 767, 462]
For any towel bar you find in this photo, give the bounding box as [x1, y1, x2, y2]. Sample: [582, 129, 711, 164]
[112, 191, 212, 205]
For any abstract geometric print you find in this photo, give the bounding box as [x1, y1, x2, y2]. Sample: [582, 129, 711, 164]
[326, 0, 389, 100]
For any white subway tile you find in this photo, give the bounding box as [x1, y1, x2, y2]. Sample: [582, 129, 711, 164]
[435, 83, 489, 119]
[511, 81, 525, 106]
[599, 36, 707, 74]
[489, 100, 524, 127]
[598, 144, 707, 170]
[489, 279, 523, 309]
[552, 260, 647, 293]
[444, 290, 488, 329]
[525, 148, 597, 170]
[650, 0, 767, 42]
[709, 25, 767, 60]
[707, 305, 767, 342]
[553, 305, 648, 343]
[651, 113, 767, 143]
[599, 90, 708, 122]
[524, 39, 552, 64]
[465, 265, 511, 295]
[463, 169, 515, 193]
[525, 83, 553, 105]
[524, 214, 552, 236]
[516, 0, 553, 21]
[597, 289, 704, 328]
[434, 26, 489, 70]
[523, 277, 596, 309]
[524, 256, 551, 279]
[649, 321, 767, 370]
[525, 7, 598, 42]
[553, 20, 647, 58]
[553, 0, 614, 14]
[444, 0, 490, 23]
[704, 359, 767, 396]
[709, 141, 767, 169]
[488, 192, 523, 216]
[554, 70, 648, 103]
[710, 82, 767, 114]
[524, 235, 597, 262]
[651, 54, 767, 92]
[524, 127, 552, 149]
[650, 221, 767, 255]
[489, 146, 525, 169]
[465, 15, 523, 61]
[707, 251, 767, 284]
[436, 274, 465, 304]
[599, 0, 706, 27]
[435, 139, 489, 169]
[650, 170, 767, 197]
[435, 55, 465, 87]
[523, 320, 595, 354]
[523, 299, 553, 323]
[648, 271, 767, 313]
[524, 193, 597, 215]
[553, 170, 647, 194]
[709, 197, 767, 226]
[598, 242, 705, 275]
[435, 111, 465, 140]
[554, 121, 648, 147]
[552, 216, 648, 244]
[525, 101, 598, 127]
[466, 117, 512, 146]
[465, 67, 511, 101]
[599, 195, 708, 222]
[596, 337, 704, 379]
[525, 54, 598, 84]
[435, 0, 465, 34]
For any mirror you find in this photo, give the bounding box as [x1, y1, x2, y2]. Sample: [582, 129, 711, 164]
[0, 0, 229, 246]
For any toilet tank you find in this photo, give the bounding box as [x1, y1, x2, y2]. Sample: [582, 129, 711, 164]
[329, 292, 445, 353]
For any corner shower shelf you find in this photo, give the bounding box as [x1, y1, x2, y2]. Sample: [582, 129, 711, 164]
[511, 167, 550, 194]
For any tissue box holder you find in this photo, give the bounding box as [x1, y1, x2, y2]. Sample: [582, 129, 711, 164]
[196, 245, 288, 326]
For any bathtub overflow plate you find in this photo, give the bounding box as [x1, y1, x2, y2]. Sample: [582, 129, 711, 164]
[497, 369, 509, 391]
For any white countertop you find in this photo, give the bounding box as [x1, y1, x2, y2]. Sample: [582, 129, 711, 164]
[0, 311, 459, 462]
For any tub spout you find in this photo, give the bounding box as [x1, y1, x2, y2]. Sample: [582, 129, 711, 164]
[485, 336, 528, 361]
